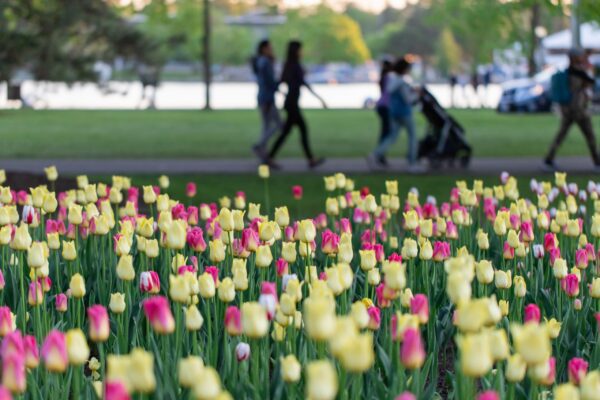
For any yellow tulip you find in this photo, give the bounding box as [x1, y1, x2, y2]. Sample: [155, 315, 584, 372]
[11, 224, 32, 251]
[69, 273, 86, 298]
[304, 297, 336, 341]
[198, 273, 216, 299]
[281, 242, 297, 263]
[241, 302, 269, 338]
[66, 329, 90, 365]
[192, 367, 222, 400]
[281, 354, 301, 383]
[179, 356, 204, 388]
[218, 278, 236, 303]
[306, 360, 338, 400]
[109, 293, 126, 314]
[458, 332, 493, 377]
[255, 245, 273, 268]
[505, 354, 527, 382]
[209, 240, 226, 263]
[185, 305, 204, 331]
[511, 323, 551, 365]
[129, 348, 156, 393]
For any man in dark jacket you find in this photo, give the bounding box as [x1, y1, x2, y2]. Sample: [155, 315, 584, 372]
[545, 48, 599, 170]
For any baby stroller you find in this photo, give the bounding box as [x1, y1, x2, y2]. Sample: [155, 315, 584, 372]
[417, 88, 472, 168]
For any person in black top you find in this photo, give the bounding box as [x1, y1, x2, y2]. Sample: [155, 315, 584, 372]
[266, 41, 326, 169]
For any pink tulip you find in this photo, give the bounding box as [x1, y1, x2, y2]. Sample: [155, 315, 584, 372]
[1, 331, 24, 359]
[204, 266, 219, 284]
[561, 274, 580, 297]
[178, 265, 197, 275]
[27, 281, 43, 306]
[140, 271, 161, 294]
[23, 335, 39, 369]
[321, 230, 340, 254]
[375, 284, 390, 308]
[339, 218, 351, 234]
[241, 228, 260, 252]
[225, 306, 242, 336]
[544, 233, 557, 251]
[585, 243, 596, 261]
[446, 221, 458, 239]
[0, 307, 13, 337]
[2, 352, 25, 394]
[410, 294, 429, 324]
[276, 258, 289, 277]
[540, 357, 556, 386]
[105, 381, 131, 400]
[186, 182, 197, 198]
[400, 328, 425, 369]
[432, 241, 450, 262]
[524, 304, 541, 323]
[41, 330, 68, 373]
[477, 391, 500, 400]
[367, 306, 381, 330]
[143, 296, 175, 335]
[187, 206, 199, 225]
[395, 393, 416, 400]
[291, 185, 303, 200]
[575, 249, 589, 269]
[549, 248, 561, 266]
[568, 357, 588, 385]
[502, 241, 515, 260]
[373, 244, 385, 262]
[55, 294, 68, 313]
[0, 386, 13, 400]
[388, 253, 402, 263]
[87, 305, 110, 342]
[171, 203, 187, 221]
[520, 221, 534, 242]
[186, 227, 207, 252]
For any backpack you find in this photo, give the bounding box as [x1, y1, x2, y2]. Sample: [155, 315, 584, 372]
[389, 84, 411, 118]
[550, 70, 571, 105]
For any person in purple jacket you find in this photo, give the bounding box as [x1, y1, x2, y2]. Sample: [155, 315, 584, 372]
[374, 58, 393, 166]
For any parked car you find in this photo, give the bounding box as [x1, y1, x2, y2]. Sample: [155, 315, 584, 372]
[497, 67, 555, 113]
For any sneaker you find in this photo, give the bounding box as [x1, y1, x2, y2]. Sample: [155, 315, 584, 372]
[542, 159, 557, 172]
[265, 158, 281, 170]
[308, 158, 326, 169]
[376, 155, 389, 167]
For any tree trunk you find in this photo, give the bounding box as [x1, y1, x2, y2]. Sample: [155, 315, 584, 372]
[203, 0, 212, 110]
[528, 2, 540, 77]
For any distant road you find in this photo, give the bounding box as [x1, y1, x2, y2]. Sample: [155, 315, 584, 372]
[0, 81, 502, 110]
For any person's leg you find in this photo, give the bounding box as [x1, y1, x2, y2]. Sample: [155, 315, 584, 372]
[404, 114, 417, 165]
[296, 109, 315, 160]
[256, 103, 281, 150]
[377, 106, 390, 145]
[545, 112, 573, 163]
[374, 117, 400, 158]
[575, 115, 600, 165]
[268, 108, 295, 159]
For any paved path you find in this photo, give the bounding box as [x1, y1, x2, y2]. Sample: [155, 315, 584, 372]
[1, 157, 598, 176]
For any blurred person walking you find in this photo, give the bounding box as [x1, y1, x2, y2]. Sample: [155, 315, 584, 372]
[266, 41, 326, 169]
[373, 58, 394, 166]
[251, 39, 281, 161]
[370, 57, 423, 172]
[544, 48, 599, 170]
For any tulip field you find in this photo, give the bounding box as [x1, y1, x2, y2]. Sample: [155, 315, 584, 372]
[0, 166, 599, 400]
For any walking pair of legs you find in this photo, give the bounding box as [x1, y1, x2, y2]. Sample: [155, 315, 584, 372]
[373, 114, 417, 167]
[253, 103, 282, 159]
[545, 110, 600, 168]
[267, 104, 324, 168]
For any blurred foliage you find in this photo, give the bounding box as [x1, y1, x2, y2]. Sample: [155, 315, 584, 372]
[271, 7, 371, 65]
[0, 0, 149, 82]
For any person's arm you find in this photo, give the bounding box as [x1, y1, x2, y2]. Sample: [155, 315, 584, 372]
[301, 68, 327, 108]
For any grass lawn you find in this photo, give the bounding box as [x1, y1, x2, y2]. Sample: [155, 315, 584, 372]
[1, 109, 598, 159]
[95, 172, 598, 217]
